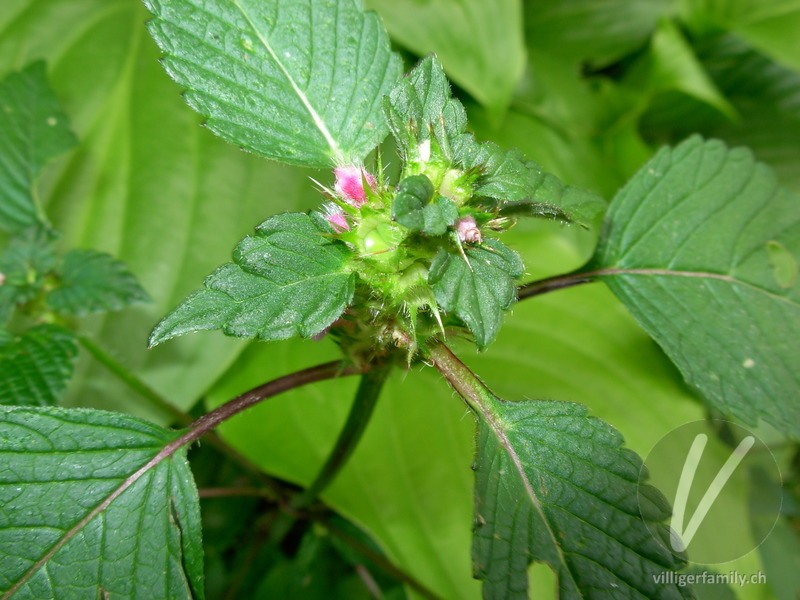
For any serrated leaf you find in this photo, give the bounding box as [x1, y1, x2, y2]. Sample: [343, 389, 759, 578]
[384, 55, 468, 163]
[0, 324, 77, 407]
[429, 239, 523, 349]
[0, 406, 203, 599]
[456, 141, 607, 228]
[46, 249, 151, 316]
[592, 136, 800, 437]
[143, 0, 402, 167]
[150, 212, 355, 346]
[474, 398, 691, 600]
[0, 62, 76, 232]
[421, 196, 459, 236]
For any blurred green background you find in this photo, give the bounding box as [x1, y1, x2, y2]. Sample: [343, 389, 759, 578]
[1, 0, 797, 598]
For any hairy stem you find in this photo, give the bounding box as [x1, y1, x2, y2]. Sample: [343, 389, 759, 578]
[426, 340, 495, 416]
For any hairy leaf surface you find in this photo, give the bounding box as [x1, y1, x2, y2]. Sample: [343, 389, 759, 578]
[0, 406, 202, 599]
[144, 0, 402, 167]
[593, 136, 800, 436]
[0, 62, 76, 232]
[474, 397, 692, 600]
[0, 325, 77, 407]
[429, 239, 523, 349]
[150, 212, 355, 346]
[47, 249, 151, 315]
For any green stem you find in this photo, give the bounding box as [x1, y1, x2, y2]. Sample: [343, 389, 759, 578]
[296, 360, 392, 507]
[426, 340, 495, 416]
[269, 360, 392, 543]
[77, 335, 190, 426]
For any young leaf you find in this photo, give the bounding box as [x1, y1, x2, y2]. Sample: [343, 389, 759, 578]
[592, 136, 800, 437]
[143, 0, 402, 167]
[428, 343, 692, 600]
[0, 406, 203, 599]
[458, 142, 607, 228]
[387, 57, 605, 227]
[46, 249, 151, 316]
[0, 62, 77, 232]
[384, 55, 468, 163]
[150, 213, 355, 346]
[429, 239, 523, 349]
[0, 228, 58, 323]
[0, 324, 77, 407]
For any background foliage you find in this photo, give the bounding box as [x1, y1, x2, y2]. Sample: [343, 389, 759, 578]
[1, 0, 798, 598]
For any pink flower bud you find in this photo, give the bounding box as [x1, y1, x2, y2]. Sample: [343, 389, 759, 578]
[455, 215, 482, 243]
[326, 211, 350, 232]
[334, 166, 375, 207]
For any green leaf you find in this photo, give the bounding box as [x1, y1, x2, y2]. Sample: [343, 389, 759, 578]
[0, 324, 77, 407]
[391, 174, 458, 235]
[0, 406, 202, 599]
[150, 212, 355, 346]
[392, 174, 434, 230]
[0, 61, 76, 232]
[680, 0, 800, 70]
[458, 142, 607, 228]
[473, 398, 691, 600]
[47, 249, 150, 316]
[429, 239, 523, 349]
[366, 0, 525, 113]
[0, 227, 58, 323]
[624, 19, 737, 121]
[388, 57, 604, 227]
[143, 0, 402, 167]
[592, 136, 800, 437]
[525, 0, 672, 68]
[384, 55, 468, 164]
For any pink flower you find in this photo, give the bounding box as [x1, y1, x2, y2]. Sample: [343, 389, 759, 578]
[334, 166, 375, 207]
[326, 211, 350, 232]
[455, 215, 481, 243]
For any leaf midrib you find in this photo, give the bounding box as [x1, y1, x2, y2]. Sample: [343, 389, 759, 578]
[596, 267, 800, 308]
[231, 0, 344, 164]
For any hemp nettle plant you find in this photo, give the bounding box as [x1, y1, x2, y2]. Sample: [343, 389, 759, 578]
[0, 0, 798, 599]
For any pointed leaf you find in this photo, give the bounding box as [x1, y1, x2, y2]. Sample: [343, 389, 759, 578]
[429, 239, 523, 349]
[47, 249, 151, 316]
[0, 406, 202, 599]
[0, 62, 76, 232]
[592, 136, 800, 436]
[0, 324, 77, 407]
[150, 212, 355, 346]
[143, 0, 402, 167]
[474, 398, 691, 600]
